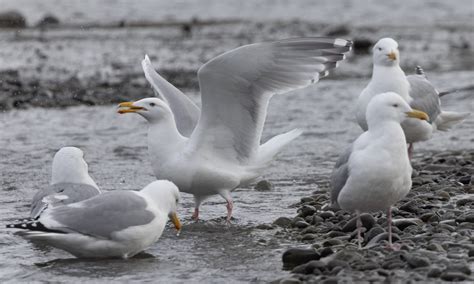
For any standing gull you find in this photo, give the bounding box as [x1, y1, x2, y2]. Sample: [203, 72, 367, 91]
[7, 180, 181, 259]
[118, 37, 353, 221]
[30, 147, 101, 219]
[355, 38, 469, 156]
[331, 92, 429, 249]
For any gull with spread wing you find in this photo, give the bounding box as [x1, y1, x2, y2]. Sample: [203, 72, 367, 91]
[118, 37, 352, 221]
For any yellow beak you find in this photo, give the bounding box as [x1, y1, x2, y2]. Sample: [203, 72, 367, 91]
[406, 109, 429, 121]
[117, 101, 144, 114]
[387, 51, 397, 61]
[169, 212, 182, 232]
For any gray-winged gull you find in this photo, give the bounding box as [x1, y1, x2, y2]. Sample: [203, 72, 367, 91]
[7, 180, 181, 259]
[117, 37, 353, 221]
[355, 38, 469, 157]
[30, 147, 101, 219]
[331, 92, 429, 249]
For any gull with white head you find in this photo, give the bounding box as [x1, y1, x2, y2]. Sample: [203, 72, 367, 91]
[356, 38, 469, 157]
[118, 37, 353, 221]
[30, 147, 101, 219]
[332, 92, 429, 249]
[7, 180, 181, 259]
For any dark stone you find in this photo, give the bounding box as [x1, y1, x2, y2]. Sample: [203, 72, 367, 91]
[319, 247, 334, 257]
[273, 217, 292, 228]
[456, 212, 474, 223]
[355, 261, 380, 270]
[423, 164, 457, 172]
[446, 263, 471, 275]
[294, 221, 310, 229]
[406, 255, 431, 268]
[312, 215, 324, 225]
[319, 211, 335, 219]
[326, 259, 349, 270]
[291, 260, 326, 274]
[279, 278, 302, 284]
[426, 243, 445, 252]
[320, 277, 338, 284]
[332, 249, 363, 263]
[365, 226, 385, 242]
[0, 11, 26, 28]
[392, 218, 422, 230]
[256, 224, 273, 230]
[301, 226, 318, 234]
[382, 260, 405, 270]
[255, 180, 273, 191]
[456, 197, 474, 207]
[427, 267, 442, 278]
[399, 200, 419, 214]
[342, 213, 376, 232]
[300, 205, 317, 217]
[440, 272, 467, 281]
[459, 175, 471, 185]
[322, 238, 343, 247]
[302, 234, 317, 241]
[366, 232, 401, 247]
[282, 248, 320, 269]
[36, 14, 60, 27]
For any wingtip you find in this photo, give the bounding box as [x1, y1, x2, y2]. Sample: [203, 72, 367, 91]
[334, 38, 353, 48]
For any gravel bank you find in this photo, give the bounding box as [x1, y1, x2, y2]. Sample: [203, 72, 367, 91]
[275, 150, 473, 283]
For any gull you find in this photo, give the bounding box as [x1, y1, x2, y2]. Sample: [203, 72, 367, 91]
[331, 92, 429, 249]
[30, 147, 101, 219]
[355, 38, 469, 157]
[118, 37, 353, 221]
[7, 180, 181, 259]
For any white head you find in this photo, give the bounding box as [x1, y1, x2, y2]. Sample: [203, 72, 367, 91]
[366, 92, 429, 128]
[117, 97, 173, 123]
[141, 180, 181, 231]
[51, 147, 99, 189]
[373, 38, 400, 67]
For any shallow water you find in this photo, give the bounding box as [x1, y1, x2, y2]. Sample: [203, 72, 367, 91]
[1, 75, 472, 282]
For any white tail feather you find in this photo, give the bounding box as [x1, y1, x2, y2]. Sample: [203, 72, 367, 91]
[434, 111, 470, 131]
[257, 129, 303, 164]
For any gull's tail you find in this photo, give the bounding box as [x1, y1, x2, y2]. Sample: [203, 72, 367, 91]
[257, 129, 303, 165]
[434, 111, 470, 131]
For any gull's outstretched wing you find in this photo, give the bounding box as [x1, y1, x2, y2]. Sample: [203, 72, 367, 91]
[407, 74, 441, 123]
[142, 55, 200, 137]
[188, 37, 352, 164]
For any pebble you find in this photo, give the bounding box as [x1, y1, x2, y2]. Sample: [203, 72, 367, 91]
[399, 200, 420, 214]
[341, 213, 376, 232]
[427, 267, 442, 278]
[255, 180, 273, 191]
[456, 212, 474, 223]
[274, 217, 292, 228]
[302, 234, 317, 241]
[426, 243, 446, 252]
[456, 197, 474, 207]
[301, 226, 318, 234]
[318, 247, 334, 257]
[459, 175, 471, 185]
[312, 215, 324, 225]
[256, 224, 274, 230]
[0, 11, 26, 28]
[294, 221, 310, 229]
[440, 271, 468, 281]
[326, 259, 349, 270]
[282, 248, 320, 269]
[364, 226, 385, 242]
[322, 238, 343, 247]
[392, 218, 422, 230]
[300, 205, 317, 217]
[319, 211, 335, 219]
[292, 260, 326, 274]
[406, 255, 431, 268]
[279, 278, 302, 284]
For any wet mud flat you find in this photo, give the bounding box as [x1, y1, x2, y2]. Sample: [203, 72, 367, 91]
[275, 150, 473, 283]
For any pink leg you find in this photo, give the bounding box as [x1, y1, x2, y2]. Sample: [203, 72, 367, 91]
[386, 207, 400, 251]
[192, 208, 199, 221]
[226, 198, 233, 223]
[356, 210, 362, 249]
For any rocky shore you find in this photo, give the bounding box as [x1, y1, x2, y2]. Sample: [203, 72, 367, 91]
[272, 150, 473, 283]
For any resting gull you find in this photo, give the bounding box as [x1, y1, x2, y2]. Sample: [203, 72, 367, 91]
[118, 37, 352, 221]
[355, 38, 469, 157]
[7, 180, 181, 259]
[30, 147, 101, 219]
[331, 92, 429, 249]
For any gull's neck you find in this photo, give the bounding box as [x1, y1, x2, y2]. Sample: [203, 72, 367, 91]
[371, 64, 411, 101]
[368, 120, 407, 151]
[147, 117, 187, 171]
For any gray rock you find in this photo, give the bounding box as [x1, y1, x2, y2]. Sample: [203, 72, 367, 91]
[326, 259, 349, 270]
[292, 260, 326, 274]
[282, 248, 320, 269]
[256, 224, 274, 230]
[255, 180, 273, 191]
[392, 218, 422, 230]
[319, 211, 335, 219]
[302, 234, 317, 241]
[427, 267, 442, 278]
[312, 215, 324, 225]
[456, 197, 474, 207]
[0, 11, 26, 28]
[406, 255, 431, 268]
[399, 200, 420, 213]
[318, 247, 334, 257]
[300, 205, 317, 217]
[274, 217, 292, 228]
[365, 226, 385, 242]
[423, 164, 457, 172]
[456, 212, 474, 223]
[279, 278, 302, 284]
[459, 175, 471, 185]
[322, 238, 343, 247]
[426, 243, 446, 252]
[332, 249, 363, 263]
[294, 221, 310, 229]
[440, 271, 467, 281]
[37, 14, 60, 27]
[446, 263, 471, 275]
[366, 232, 401, 248]
[342, 213, 376, 232]
[301, 226, 318, 234]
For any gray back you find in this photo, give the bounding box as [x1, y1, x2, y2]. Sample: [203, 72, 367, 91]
[330, 144, 353, 207]
[30, 183, 100, 219]
[407, 75, 441, 123]
[46, 191, 155, 239]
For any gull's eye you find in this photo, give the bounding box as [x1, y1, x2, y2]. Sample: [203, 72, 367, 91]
[149, 102, 156, 107]
[392, 103, 399, 108]
[378, 47, 382, 51]
[175, 198, 179, 204]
